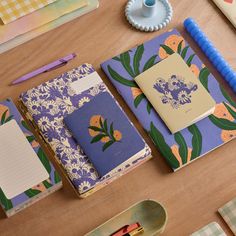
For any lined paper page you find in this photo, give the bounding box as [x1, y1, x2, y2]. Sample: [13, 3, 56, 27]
[0, 120, 49, 199]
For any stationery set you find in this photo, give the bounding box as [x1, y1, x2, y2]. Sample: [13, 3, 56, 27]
[0, 0, 235, 233]
[19, 64, 152, 197]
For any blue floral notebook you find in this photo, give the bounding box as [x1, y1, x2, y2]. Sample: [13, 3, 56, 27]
[101, 28, 236, 171]
[64, 92, 146, 177]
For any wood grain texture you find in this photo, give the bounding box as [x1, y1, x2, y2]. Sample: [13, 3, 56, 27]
[0, 0, 236, 235]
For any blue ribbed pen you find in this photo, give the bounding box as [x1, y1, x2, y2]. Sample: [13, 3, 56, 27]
[184, 17, 236, 92]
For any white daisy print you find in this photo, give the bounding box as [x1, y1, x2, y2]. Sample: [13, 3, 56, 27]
[78, 181, 91, 193]
[78, 97, 90, 107]
[38, 116, 51, 131]
[178, 90, 191, 104]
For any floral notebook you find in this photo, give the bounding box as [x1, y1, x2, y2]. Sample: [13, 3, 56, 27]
[101, 28, 236, 171]
[20, 64, 152, 197]
[64, 92, 146, 177]
[0, 98, 62, 217]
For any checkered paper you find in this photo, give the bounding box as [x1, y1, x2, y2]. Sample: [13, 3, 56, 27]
[219, 197, 236, 235]
[191, 222, 226, 236]
[0, 0, 57, 24]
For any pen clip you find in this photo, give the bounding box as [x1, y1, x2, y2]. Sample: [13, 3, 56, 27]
[44, 59, 68, 72]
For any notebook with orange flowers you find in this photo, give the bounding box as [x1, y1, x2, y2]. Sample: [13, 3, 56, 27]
[64, 92, 146, 177]
[101, 28, 236, 171]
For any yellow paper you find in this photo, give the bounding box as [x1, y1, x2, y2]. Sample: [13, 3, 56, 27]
[0, 0, 57, 24]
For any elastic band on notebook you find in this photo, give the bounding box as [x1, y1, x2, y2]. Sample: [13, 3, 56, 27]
[184, 18, 236, 92]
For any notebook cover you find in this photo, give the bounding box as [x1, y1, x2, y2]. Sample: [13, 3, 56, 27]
[212, 0, 236, 28]
[64, 92, 146, 177]
[20, 64, 151, 195]
[134, 53, 216, 133]
[0, 98, 62, 217]
[0, 0, 57, 24]
[101, 28, 236, 171]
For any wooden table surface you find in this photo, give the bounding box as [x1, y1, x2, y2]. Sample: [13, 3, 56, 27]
[0, 0, 236, 235]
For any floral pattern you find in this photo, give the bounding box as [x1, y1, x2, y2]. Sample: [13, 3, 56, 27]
[88, 115, 122, 151]
[0, 99, 62, 215]
[153, 74, 198, 109]
[20, 64, 151, 195]
[101, 28, 236, 171]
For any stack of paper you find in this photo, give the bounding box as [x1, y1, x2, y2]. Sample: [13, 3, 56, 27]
[0, 0, 99, 54]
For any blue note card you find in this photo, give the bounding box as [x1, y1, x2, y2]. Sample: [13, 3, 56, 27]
[64, 92, 145, 177]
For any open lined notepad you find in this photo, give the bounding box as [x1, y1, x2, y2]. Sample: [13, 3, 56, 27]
[0, 120, 49, 199]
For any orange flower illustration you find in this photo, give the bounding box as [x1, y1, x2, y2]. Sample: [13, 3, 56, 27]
[88, 115, 122, 151]
[159, 35, 185, 59]
[213, 103, 236, 122]
[113, 130, 122, 141]
[89, 115, 104, 137]
[171, 144, 192, 167]
[221, 130, 236, 143]
[0, 104, 10, 120]
[131, 87, 143, 99]
[32, 183, 47, 192]
[190, 64, 200, 77]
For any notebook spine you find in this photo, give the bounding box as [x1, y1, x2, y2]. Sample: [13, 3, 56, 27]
[184, 18, 236, 92]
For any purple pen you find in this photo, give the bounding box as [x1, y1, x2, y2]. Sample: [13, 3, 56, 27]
[11, 53, 77, 85]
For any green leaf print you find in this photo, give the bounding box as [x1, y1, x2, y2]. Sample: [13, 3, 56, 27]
[54, 171, 61, 184]
[186, 54, 195, 67]
[108, 65, 138, 87]
[1, 110, 8, 124]
[24, 189, 41, 198]
[102, 140, 114, 152]
[143, 55, 157, 72]
[120, 52, 135, 77]
[181, 46, 190, 59]
[188, 124, 202, 160]
[0, 188, 13, 211]
[149, 122, 180, 169]
[133, 44, 144, 76]
[177, 40, 183, 54]
[91, 134, 107, 143]
[160, 44, 175, 55]
[26, 135, 35, 143]
[146, 102, 152, 114]
[134, 94, 145, 108]
[224, 102, 236, 120]
[43, 180, 52, 189]
[174, 132, 188, 164]
[220, 85, 236, 108]
[37, 148, 51, 174]
[209, 115, 236, 130]
[199, 67, 210, 91]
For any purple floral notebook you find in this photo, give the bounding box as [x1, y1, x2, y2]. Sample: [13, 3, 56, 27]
[20, 65, 152, 196]
[64, 92, 146, 177]
[101, 28, 236, 171]
[0, 98, 62, 217]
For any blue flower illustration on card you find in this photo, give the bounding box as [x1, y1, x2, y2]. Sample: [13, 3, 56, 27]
[153, 75, 198, 109]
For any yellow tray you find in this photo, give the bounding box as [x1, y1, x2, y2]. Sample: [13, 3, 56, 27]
[85, 199, 168, 236]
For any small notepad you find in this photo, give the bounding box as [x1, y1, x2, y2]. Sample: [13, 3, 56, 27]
[134, 53, 216, 134]
[0, 120, 49, 199]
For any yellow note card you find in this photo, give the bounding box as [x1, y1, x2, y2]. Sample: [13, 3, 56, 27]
[0, 0, 57, 24]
